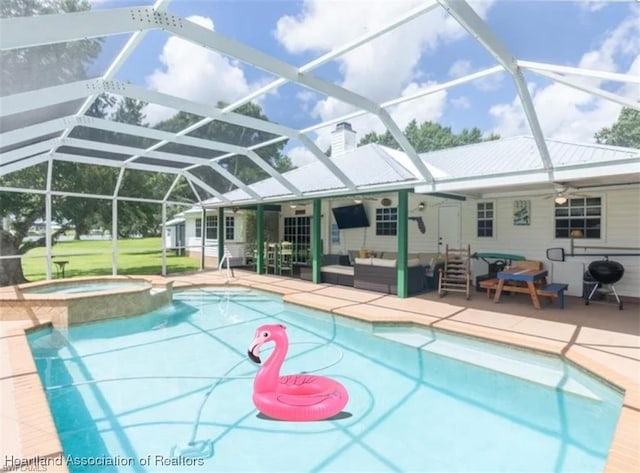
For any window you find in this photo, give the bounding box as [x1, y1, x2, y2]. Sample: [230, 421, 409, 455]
[195, 218, 202, 238]
[330, 223, 340, 244]
[284, 216, 311, 262]
[555, 197, 601, 239]
[477, 202, 493, 237]
[205, 215, 217, 239]
[225, 216, 235, 240]
[376, 207, 397, 236]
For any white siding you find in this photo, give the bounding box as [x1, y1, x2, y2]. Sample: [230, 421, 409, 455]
[320, 186, 639, 298]
[460, 186, 640, 297]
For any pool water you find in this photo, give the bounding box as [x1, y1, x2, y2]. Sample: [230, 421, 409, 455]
[28, 288, 623, 472]
[23, 281, 151, 295]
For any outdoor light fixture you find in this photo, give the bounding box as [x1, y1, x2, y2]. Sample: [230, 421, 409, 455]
[290, 204, 297, 209]
[353, 198, 362, 204]
[554, 195, 568, 205]
[418, 202, 426, 211]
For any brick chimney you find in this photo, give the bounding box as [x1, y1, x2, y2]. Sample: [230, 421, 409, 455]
[331, 122, 357, 156]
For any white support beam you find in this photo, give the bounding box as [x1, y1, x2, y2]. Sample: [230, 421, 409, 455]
[183, 172, 230, 203]
[75, 117, 262, 199]
[378, 109, 435, 182]
[185, 177, 204, 204]
[222, 1, 438, 112]
[53, 0, 173, 156]
[0, 154, 50, 176]
[0, 184, 191, 205]
[525, 69, 640, 111]
[0, 117, 71, 147]
[162, 19, 430, 182]
[113, 167, 126, 199]
[0, 7, 158, 50]
[145, 3, 440, 192]
[437, 0, 554, 178]
[1, 139, 60, 165]
[52, 152, 182, 175]
[119, 81, 295, 138]
[245, 150, 302, 196]
[296, 134, 356, 190]
[300, 65, 503, 134]
[78, 116, 240, 154]
[1, 8, 421, 189]
[163, 175, 184, 202]
[62, 137, 211, 166]
[518, 60, 640, 85]
[0, 80, 304, 193]
[0, 80, 94, 116]
[93, 82, 305, 194]
[45, 158, 53, 280]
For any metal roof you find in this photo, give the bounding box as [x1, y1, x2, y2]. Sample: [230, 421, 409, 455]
[1, 0, 639, 207]
[414, 136, 640, 194]
[216, 144, 420, 204]
[208, 136, 640, 203]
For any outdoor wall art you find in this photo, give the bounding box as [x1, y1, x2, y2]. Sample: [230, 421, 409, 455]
[513, 200, 531, 226]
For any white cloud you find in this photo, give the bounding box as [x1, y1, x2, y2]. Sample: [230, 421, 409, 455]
[144, 16, 264, 124]
[475, 71, 505, 92]
[288, 79, 448, 167]
[287, 145, 316, 167]
[489, 9, 640, 143]
[577, 1, 608, 13]
[449, 59, 473, 78]
[389, 81, 448, 129]
[275, 0, 496, 132]
[451, 96, 471, 109]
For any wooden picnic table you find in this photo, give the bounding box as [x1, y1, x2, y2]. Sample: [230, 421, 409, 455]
[494, 267, 548, 309]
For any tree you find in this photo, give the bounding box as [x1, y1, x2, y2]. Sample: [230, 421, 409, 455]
[595, 107, 640, 149]
[357, 119, 499, 152]
[0, 0, 100, 96]
[154, 102, 293, 193]
[0, 0, 100, 285]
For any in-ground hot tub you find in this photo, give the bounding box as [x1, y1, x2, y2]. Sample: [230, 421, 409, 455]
[3, 277, 173, 327]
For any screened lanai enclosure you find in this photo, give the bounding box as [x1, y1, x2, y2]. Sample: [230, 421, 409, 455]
[1, 0, 639, 287]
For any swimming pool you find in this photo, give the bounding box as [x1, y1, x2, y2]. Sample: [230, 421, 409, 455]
[28, 288, 623, 472]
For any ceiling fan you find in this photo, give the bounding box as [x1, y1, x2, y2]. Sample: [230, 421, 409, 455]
[352, 195, 381, 204]
[545, 184, 591, 204]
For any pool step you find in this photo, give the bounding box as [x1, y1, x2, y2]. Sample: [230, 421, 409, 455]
[374, 330, 600, 401]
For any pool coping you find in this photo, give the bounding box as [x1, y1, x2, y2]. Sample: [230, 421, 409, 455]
[1, 272, 638, 472]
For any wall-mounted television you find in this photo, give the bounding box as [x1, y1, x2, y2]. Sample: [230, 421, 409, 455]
[332, 203, 369, 229]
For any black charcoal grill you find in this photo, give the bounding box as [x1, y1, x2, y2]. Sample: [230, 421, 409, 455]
[585, 259, 625, 310]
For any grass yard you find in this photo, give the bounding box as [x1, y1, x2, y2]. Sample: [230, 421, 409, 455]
[22, 237, 201, 282]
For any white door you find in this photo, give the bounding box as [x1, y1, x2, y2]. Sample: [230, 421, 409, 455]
[438, 205, 461, 251]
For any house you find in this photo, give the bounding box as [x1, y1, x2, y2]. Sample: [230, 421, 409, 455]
[166, 208, 250, 267]
[180, 123, 639, 298]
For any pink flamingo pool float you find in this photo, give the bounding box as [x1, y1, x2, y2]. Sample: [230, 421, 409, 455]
[247, 324, 349, 421]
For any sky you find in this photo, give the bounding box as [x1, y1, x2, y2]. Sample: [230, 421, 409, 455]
[86, 0, 640, 166]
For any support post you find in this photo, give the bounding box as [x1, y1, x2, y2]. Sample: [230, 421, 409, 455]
[161, 202, 167, 276]
[112, 199, 118, 276]
[200, 206, 206, 270]
[256, 204, 264, 274]
[45, 158, 53, 280]
[311, 198, 322, 284]
[217, 207, 224, 267]
[397, 189, 409, 298]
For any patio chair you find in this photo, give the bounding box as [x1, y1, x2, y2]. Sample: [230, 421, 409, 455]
[279, 241, 293, 276]
[438, 244, 472, 300]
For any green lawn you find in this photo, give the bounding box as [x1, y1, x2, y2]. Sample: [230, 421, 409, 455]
[22, 237, 200, 281]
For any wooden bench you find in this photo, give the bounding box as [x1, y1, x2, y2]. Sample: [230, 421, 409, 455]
[479, 278, 499, 297]
[537, 283, 569, 309]
[479, 278, 569, 309]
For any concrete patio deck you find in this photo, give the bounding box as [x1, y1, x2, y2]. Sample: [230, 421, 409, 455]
[1, 269, 638, 472]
